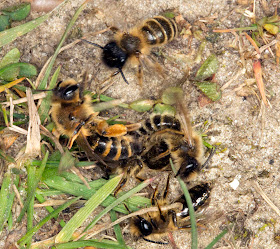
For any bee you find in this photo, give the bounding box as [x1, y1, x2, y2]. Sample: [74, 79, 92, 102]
[51, 77, 139, 149]
[81, 15, 178, 85]
[51, 78, 98, 145]
[130, 177, 211, 244]
[79, 131, 143, 162]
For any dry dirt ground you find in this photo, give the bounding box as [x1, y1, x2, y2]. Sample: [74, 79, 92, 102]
[1, 0, 280, 248]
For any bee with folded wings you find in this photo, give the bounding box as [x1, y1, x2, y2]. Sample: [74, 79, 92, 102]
[50, 77, 142, 168]
[82, 15, 178, 85]
[130, 175, 211, 244]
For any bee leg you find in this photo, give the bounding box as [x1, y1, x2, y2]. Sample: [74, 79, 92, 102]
[163, 174, 171, 200]
[133, 159, 145, 182]
[114, 174, 128, 196]
[201, 147, 216, 169]
[135, 52, 143, 87]
[114, 165, 132, 196]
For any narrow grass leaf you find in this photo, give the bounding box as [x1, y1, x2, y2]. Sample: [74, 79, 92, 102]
[18, 197, 80, 246]
[38, 0, 89, 89]
[43, 175, 149, 213]
[170, 159, 198, 249]
[17, 151, 49, 222]
[204, 227, 228, 249]
[0, 1, 64, 47]
[55, 174, 123, 243]
[55, 239, 125, 249]
[110, 210, 127, 248]
[1, 3, 31, 21]
[38, 65, 61, 122]
[27, 164, 36, 248]
[0, 172, 12, 231]
[84, 177, 153, 233]
[0, 48, 20, 68]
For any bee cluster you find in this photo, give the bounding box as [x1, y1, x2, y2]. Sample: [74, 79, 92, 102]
[51, 15, 214, 245]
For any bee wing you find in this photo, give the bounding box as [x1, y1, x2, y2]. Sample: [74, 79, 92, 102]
[76, 133, 109, 177]
[175, 96, 194, 148]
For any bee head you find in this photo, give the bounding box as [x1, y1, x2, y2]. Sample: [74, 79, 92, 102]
[134, 216, 153, 237]
[102, 41, 128, 69]
[176, 156, 199, 179]
[53, 79, 81, 102]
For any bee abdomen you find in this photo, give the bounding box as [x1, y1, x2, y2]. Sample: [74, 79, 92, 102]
[176, 183, 211, 218]
[89, 134, 142, 161]
[141, 16, 178, 45]
[139, 115, 181, 135]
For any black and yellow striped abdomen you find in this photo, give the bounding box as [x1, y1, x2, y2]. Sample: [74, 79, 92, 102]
[87, 133, 143, 161]
[140, 16, 178, 46]
[138, 114, 181, 135]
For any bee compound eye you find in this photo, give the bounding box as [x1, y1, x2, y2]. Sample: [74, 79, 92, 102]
[140, 219, 153, 236]
[69, 114, 76, 121]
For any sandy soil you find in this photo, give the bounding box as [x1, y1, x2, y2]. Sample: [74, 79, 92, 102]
[1, 0, 280, 248]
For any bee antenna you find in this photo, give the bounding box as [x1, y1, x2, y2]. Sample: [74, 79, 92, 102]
[143, 237, 169, 245]
[35, 89, 53, 92]
[118, 68, 129, 84]
[201, 147, 216, 169]
[80, 39, 104, 49]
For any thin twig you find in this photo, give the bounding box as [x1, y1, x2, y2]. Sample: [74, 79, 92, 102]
[2, 92, 47, 106]
[13, 184, 24, 208]
[221, 68, 246, 91]
[71, 166, 91, 189]
[252, 180, 280, 217]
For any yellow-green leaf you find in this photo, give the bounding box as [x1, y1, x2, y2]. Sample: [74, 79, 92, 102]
[195, 54, 219, 81]
[1, 3, 31, 21]
[0, 48, 20, 69]
[195, 81, 222, 101]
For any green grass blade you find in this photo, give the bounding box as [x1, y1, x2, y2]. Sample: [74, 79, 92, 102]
[38, 0, 89, 90]
[204, 228, 228, 249]
[55, 174, 123, 243]
[18, 196, 80, 246]
[26, 164, 36, 248]
[0, 9, 51, 47]
[38, 65, 61, 122]
[170, 158, 198, 249]
[17, 151, 49, 222]
[55, 239, 125, 249]
[84, 178, 153, 233]
[0, 172, 12, 231]
[110, 210, 127, 248]
[43, 174, 150, 213]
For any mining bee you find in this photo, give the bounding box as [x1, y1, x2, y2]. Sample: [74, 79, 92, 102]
[130, 176, 211, 244]
[81, 15, 178, 85]
[51, 77, 142, 165]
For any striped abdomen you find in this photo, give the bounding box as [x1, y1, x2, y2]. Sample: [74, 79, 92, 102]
[87, 134, 142, 161]
[140, 16, 178, 46]
[138, 114, 181, 135]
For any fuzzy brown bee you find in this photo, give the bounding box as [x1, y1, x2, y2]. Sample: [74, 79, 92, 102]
[130, 179, 211, 244]
[82, 15, 178, 85]
[51, 78, 139, 149]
